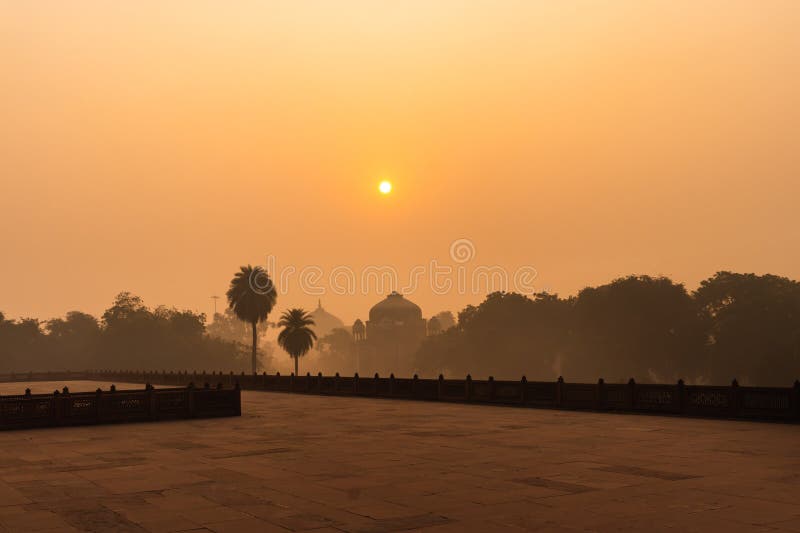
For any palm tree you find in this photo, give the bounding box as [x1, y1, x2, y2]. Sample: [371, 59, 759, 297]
[277, 308, 316, 375]
[226, 265, 277, 374]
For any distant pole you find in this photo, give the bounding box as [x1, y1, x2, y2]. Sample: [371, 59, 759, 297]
[210, 295, 220, 317]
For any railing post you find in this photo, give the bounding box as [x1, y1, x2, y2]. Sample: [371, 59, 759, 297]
[628, 378, 636, 410]
[95, 388, 102, 424]
[677, 379, 685, 414]
[556, 376, 564, 408]
[334, 372, 340, 394]
[374, 373, 380, 397]
[488, 376, 495, 401]
[466, 374, 472, 402]
[146, 383, 156, 420]
[389, 373, 395, 397]
[52, 386, 63, 426]
[234, 381, 241, 416]
[596, 378, 604, 410]
[412, 374, 418, 397]
[730, 379, 740, 417]
[187, 382, 196, 418]
[520, 376, 527, 404]
[354, 373, 359, 394]
[437, 374, 444, 401]
[53, 390, 62, 426]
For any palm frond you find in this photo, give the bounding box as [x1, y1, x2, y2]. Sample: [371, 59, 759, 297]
[277, 307, 317, 358]
[225, 265, 277, 325]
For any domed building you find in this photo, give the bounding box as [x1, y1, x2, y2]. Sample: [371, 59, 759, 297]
[358, 291, 427, 375]
[309, 300, 344, 338]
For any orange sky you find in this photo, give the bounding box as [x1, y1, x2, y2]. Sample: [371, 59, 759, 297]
[1, 1, 799, 324]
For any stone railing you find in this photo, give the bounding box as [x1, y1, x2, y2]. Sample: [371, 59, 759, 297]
[0, 371, 89, 383]
[72, 370, 800, 423]
[0, 383, 240, 431]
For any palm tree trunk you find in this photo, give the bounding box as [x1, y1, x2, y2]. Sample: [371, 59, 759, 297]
[294, 355, 299, 376]
[251, 320, 258, 374]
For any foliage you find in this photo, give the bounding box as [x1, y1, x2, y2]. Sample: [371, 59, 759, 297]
[277, 308, 316, 375]
[694, 272, 800, 385]
[3, 271, 799, 386]
[433, 311, 456, 331]
[0, 293, 246, 373]
[427, 316, 442, 336]
[415, 273, 800, 385]
[567, 276, 703, 382]
[318, 327, 357, 374]
[226, 265, 277, 374]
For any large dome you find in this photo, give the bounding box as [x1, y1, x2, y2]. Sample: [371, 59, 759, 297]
[369, 292, 422, 323]
[309, 300, 344, 337]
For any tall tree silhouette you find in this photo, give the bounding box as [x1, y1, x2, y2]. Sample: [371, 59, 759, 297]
[226, 265, 277, 374]
[695, 272, 800, 385]
[570, 276, 702, 382]
[277, 308, 316, 375]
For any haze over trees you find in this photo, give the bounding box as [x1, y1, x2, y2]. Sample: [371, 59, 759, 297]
[1, 271, 798, 386]
[206, 309, 277, 371]
[0, 292, 246, 373]
[433, 311, 456, 331]
[415, 272, 800, 386]
[317, 327, 358, 375]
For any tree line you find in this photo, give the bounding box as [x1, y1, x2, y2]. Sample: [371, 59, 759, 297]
[415, 272, 800, 386]
[2, 270, 798, 385]
[0, 265, 320, 376]
[0, 292, 248, 373]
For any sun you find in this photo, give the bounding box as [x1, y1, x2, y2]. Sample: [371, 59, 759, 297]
[379, 180, 392, 195]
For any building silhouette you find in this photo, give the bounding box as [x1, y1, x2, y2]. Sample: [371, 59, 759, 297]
[309, 300, 344, 339]
[356, 291, 427, 375]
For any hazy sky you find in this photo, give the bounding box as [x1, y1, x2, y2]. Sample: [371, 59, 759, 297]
[1, 1, 799, 324]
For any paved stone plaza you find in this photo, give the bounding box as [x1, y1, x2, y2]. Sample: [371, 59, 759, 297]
[0, 381, 799, 532]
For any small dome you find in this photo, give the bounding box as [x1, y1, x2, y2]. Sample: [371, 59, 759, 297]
[369, 292, 422, 323]
[310, 300, 344, 337]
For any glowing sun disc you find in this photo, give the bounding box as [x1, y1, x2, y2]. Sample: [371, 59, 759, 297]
[379, 180, 392, 194]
